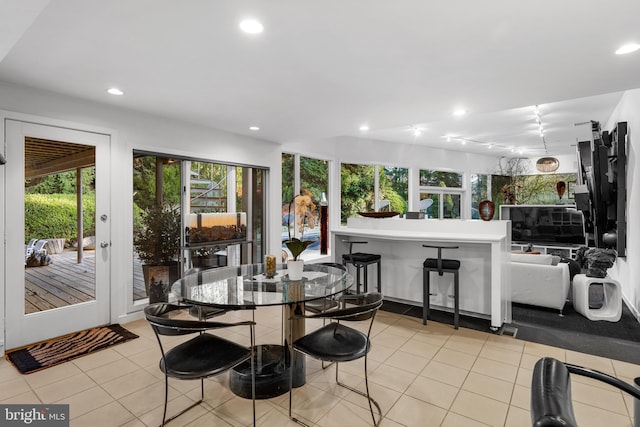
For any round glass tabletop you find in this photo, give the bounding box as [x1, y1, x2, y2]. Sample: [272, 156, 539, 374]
[171, 263, 353, 308]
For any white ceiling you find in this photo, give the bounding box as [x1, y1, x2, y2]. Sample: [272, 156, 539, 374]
[1, 0, 639, 156]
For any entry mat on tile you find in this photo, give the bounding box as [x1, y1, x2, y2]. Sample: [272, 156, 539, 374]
[5, 324, 139, 374]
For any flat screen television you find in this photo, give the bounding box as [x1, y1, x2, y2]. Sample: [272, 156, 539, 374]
[500, 205, 586, 246]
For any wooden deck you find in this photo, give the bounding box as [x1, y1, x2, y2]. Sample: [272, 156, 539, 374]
[24, 250, 147, 314]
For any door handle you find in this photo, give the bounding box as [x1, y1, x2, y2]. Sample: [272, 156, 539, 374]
[100, 241, 110, 248]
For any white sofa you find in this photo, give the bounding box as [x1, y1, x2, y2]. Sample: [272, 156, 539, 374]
[511, 253, 571, 314]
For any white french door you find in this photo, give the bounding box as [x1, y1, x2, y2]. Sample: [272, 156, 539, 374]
[5, 120, 110, 349]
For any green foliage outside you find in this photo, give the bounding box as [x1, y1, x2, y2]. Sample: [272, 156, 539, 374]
[24, 168, 96, 243]
[132, 156, 181, 212]
[25, 168, 95, 195]
[133, 204, 181, 265]
[341, 164, 375, 223]
[300, 156, 328, 202]
[25, 193, 95, 243]
[282, 153, 295, 205]
[340, 164, 409, 224]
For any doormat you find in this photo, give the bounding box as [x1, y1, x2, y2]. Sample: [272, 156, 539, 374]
[5, 324, 139, 374]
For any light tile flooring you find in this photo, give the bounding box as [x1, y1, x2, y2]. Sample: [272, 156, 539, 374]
[2, 306, 639, 426]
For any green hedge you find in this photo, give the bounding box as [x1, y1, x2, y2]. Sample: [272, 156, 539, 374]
[24, 194, 96, 243]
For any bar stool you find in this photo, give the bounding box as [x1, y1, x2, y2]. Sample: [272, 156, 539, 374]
[422, 244, 460, 329]
[341, 241, 382, 294]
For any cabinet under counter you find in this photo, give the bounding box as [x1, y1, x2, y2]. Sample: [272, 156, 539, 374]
[331, 218, 512, 330]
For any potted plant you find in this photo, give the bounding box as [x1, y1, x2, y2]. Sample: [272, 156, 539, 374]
[284, 192, 316, 279]
[133, 204, 181, 301]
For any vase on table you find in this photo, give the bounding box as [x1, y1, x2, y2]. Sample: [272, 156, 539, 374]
[287, 259, 304, 281]
[478, 200, 495, 221]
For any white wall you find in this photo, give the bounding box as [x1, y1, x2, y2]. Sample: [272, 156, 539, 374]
[284, 135, 499, 173]
[0, 82, 283, 334]
[605, 88, 640, 315]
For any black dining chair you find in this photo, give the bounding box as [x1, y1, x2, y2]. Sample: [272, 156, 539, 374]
[144, 303, 256, 426]
[287, 292, 384, 426]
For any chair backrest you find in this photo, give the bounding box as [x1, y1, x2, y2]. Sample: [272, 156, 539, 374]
[531, 357, 640, 427]
[34, 239, 48, 254]
[25, 238, 37, 257]
[144, 303, 250, 337]
[315, 292, 383, 322]
[316, 262, 347, 271]
[342, 240, 368, 256]
[422, 244, 459, 274]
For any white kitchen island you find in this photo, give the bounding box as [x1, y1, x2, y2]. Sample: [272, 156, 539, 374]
[331, 217, 512, 330]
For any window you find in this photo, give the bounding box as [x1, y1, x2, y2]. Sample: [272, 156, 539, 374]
[419, 170, 462, 188]
[133, 152, 266, 303]
[340, 163, 375, 224]
[282, 153, 329, 257]
[419, 169, 463, 219]
[340, 164, 409, 224]
[470, 174, 490, 219]
[381, 167, 409, 214]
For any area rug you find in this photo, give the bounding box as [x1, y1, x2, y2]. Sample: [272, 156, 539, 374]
[5, 324, 139, 374]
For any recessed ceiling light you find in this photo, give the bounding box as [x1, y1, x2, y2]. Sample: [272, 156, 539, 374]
[615, 43, 640, 55]
[249, 126, 260, 131]
[239, 19, 264, 34]
[106, 87, 124, 96]
[359, 124, 369, 131]
[453, 109, 467, 117]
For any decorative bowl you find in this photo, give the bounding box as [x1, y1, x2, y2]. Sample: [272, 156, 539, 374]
[357, 211, 400, 218]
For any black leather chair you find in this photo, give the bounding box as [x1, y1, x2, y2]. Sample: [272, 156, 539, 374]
[341, 241, 382, 294]
[288, 292, 384, 426]
[531, 357, 640, 426]
[422, 244, 461, 329]
[144, 303, 256, 426]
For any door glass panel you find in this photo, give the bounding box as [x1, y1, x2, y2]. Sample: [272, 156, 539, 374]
[132, 154, 181, 302]
[24, 138, 96, 313]
[133, 154, 266, 303]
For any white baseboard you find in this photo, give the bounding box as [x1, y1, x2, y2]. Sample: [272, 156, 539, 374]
[622, 293, 640, 322]
[117, 311, 145, 325]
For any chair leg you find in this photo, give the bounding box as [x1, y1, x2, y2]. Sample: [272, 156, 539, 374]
[162, 375, 169, 426]
[422, 268, 430, 325]
[160, 375, 204, 426]
[335, 358, 382, 426]
[288, 317, 309, 426]
[363, 264, 369, 293]
[377, 260, 381, 293]
[250, 312, 256, 426]
[356, 264, 361, 294]
[454, 271, 459, 330]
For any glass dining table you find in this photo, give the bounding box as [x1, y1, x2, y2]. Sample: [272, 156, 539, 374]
[171, 262, 353, 398]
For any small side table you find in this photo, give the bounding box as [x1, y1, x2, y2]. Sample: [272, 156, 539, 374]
[572, 274, 622, 322]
